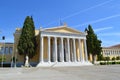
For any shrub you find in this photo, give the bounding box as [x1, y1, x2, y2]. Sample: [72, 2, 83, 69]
[100, 62, 106, 65]
[112, 62, 116, 64]
[99, 61, 120, 65]
[104, 57, 110, 61]
[0, 56, 6, 62]
[108, 62, 112, 65]
[116, 56, 120, 60]
[97, 54, 104, 61]
[112, 57, 116, 60]
[116, 62, 120, 64]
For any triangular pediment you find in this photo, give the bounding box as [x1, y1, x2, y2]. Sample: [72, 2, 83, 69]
[44, 26, 83, 34]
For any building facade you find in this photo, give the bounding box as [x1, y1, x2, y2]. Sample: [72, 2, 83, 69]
[102, 44, 120, 59]
[14, 24, 91, 67]
[0, 43, 13, 64]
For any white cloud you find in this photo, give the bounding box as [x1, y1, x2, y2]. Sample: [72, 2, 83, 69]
[61, 0, 114, 20]
[44, 0, 114, 27]
[74, 14, 120, 27]
[94, 27, 113, 32]
[98, 32, 120, 36]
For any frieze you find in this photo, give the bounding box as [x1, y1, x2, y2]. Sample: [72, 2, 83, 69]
[40, 31, 86, 39]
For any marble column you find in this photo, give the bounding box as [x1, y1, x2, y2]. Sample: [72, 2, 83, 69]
[84, 39, 88, 62]
[48, 37, 51, 63]
[61, 37, 64, 62]
[67, 38, 70, 62]
[64, 39, 67, 62]
[73, 38, 76, 62]
[78, 39, 83, 62]
[54, 37, 57, 62]
[40, 36, 43, 63]
[70, 39, 73, 61]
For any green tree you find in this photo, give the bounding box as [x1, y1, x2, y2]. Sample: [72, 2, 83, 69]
[112, 57, 116, 61]
[97, 54, 104, 61]
[0, 56, 6, 62]
[105, 56, 110, 61]
[85, 25, 102, 64]
[17, 16, 36, 66]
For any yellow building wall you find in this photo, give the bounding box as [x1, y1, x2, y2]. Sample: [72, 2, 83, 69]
[89, 54, 93, 62]
[0, 54, 13, 62]
[14, 29, 24, 62]
[76, 39, 79, 61]
[0, 43, 13, 62]
[43, 37, 48, 61]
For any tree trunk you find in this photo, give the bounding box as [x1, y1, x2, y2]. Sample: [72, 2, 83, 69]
[92, 54, 95, 64]
[88, 53, 90, 61]
[24, 55, 26, 66]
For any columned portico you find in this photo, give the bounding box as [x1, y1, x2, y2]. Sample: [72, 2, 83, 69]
[37, 26, 92, 67]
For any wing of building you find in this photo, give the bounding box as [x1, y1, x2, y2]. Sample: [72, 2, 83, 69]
[0, 42, 13, 67]
[14, 24, 92, 67]
[102, 44, 120, 59]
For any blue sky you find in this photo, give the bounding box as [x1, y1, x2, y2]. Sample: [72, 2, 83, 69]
[0, 0, 120, 47]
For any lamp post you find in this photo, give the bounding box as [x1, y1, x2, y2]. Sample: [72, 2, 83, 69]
[14, 49, 17, 67]
[11, 43, 14, 68]
[1, 36, 5, 67]
[0, 47, 1, 67]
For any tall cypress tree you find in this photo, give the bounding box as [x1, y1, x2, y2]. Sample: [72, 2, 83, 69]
[17, 16, 36, 66]
[85, 25, 102, 63]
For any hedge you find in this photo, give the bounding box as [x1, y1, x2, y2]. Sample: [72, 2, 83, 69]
[100, 61, 120, 65]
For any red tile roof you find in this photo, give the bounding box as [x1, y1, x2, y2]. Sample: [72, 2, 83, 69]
[109, 44, 120, 48]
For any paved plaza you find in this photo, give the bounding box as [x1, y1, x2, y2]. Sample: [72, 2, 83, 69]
[0, 65, 120, 80]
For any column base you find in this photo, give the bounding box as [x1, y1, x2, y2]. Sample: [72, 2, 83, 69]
[37, 61, 92, 67]
[40, 61, 44, 63]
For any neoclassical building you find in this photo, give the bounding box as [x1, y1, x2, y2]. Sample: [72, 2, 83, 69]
[0, 43, 13, 66]
[102, 44, 120, 59]
[14, 24, 91, 67]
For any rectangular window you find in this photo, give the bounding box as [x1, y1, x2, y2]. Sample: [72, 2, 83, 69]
[0, 47, 4, 54]
[9, 47, 13, 54]
[5, 47, 9, 54]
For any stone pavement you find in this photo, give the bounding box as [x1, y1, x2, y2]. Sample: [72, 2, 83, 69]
[0, 65, 120, 80]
